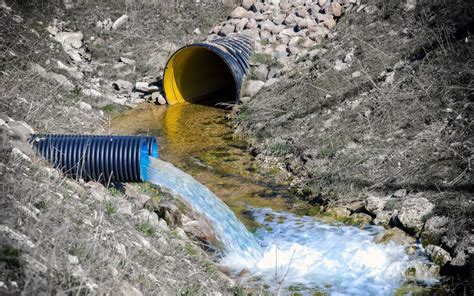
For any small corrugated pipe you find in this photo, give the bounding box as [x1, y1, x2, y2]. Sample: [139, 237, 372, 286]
[29, 134, 158, 183]
[163, 34, 254, 106]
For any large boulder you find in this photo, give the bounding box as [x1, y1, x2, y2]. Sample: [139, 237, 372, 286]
[420, 216, 449, 246]
[397, 194, 434, 233]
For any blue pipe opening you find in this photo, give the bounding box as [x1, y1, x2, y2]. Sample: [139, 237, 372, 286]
[29, 134, 159, 183]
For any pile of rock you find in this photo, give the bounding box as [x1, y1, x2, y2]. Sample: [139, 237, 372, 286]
[207, 0, 360, 98]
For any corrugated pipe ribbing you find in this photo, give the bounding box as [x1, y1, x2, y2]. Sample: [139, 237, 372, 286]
[29, 134, 158, 183]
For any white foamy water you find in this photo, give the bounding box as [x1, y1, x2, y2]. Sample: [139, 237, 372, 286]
[146, 158, 436, 295]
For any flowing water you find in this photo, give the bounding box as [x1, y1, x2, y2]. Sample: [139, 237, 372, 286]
[112, 104, 438, 295]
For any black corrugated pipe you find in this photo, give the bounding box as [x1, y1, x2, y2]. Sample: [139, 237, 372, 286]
[29, 134, 158, 183]
[163, 34, 254, 105]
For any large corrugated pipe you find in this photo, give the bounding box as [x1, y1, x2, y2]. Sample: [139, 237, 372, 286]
[29, 134, 158, 183]
[163, 34, 254, 105]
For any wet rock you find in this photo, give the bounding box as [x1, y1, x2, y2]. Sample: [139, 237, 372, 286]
[155, 201, 183, 227]
[326, 207, 351, 219]
[397, 194, 434, 232]
[425, 245, 451, 267]
[245, 80, 265, 97]
[183, 219, 217, 244]
[375, 227, 415, 245]
[112, 15, 129, 30]
[350, 212, 372, 226]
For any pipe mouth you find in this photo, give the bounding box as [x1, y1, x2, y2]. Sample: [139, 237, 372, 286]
[163, 45, 237, 106]
[140, 137, 158, 181]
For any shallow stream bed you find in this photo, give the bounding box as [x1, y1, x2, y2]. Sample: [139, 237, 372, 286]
[112, 103, 441, 295]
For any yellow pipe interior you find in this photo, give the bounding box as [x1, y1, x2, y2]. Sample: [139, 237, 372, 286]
[163, 47, 236, 105]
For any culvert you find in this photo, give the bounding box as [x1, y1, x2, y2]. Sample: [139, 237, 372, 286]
[29, 134, 158, 183]
[163, 34, 254, 105]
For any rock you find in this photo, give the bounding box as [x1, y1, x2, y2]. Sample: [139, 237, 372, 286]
[82, 89, 102, 98]
[375, 227, 416, 245]
[151, 92, 166, 105]
[253, 64, 268, 81]
[326, 2, 342, 17]
[260, 20, 275, 32]
[324, 18, 337, 29]
[183, 219, 217, 244]
[425, 245, 451, 266]
[112, 15, 129, 30]
[264, 78, 279, 87]
[92, 37, 106, 48]
[334, 59, 348, 71]
[8, 120, 34, 141]
[296, 7, 309, 18]
[78, 102, 92, 111]
[63, 0, 74, 9]
[351, 70, 362, 78]
[67, 255, 79, 265]
[112, 79, 133, 92]
[134, 82, 151, 92]
[393, 189, 407, 198]
[57, 60, 83, 80]
[193, 27, 201, 35]
[155, 201, 183, 227]
[11, 147, 31, 162]
[242, 0, 255, 10]
[421, 216, 449, 245]
[230, 7, 247, 18]
[236, 18, 248, 32]
[365, 195, 388, 215]
[350, 213, 372, 226]
[54, 32, 83, 49]
[315, 13, 332, 23]
[220, 23, 236, 36]
[327, 207, 351, 219]
[173, 227, 188, 240]
[397, 194, 434, 232]
[51, 72, 74, 90]
[157, 219, 169, 233]
[284, 14, 302, 26]
[273, 13, 286, 25]
[373, 211, 391, 226]
[245, 80, 265, 97]
[319, 0, 327, 6]
[136, 209, 161, 230]
[308, 25, 329, 41]
[245, 19, 257, 29]
[120, 57, 136, 65]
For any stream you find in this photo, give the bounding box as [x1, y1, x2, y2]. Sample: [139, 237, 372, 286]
[112, 103, 439, 295]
